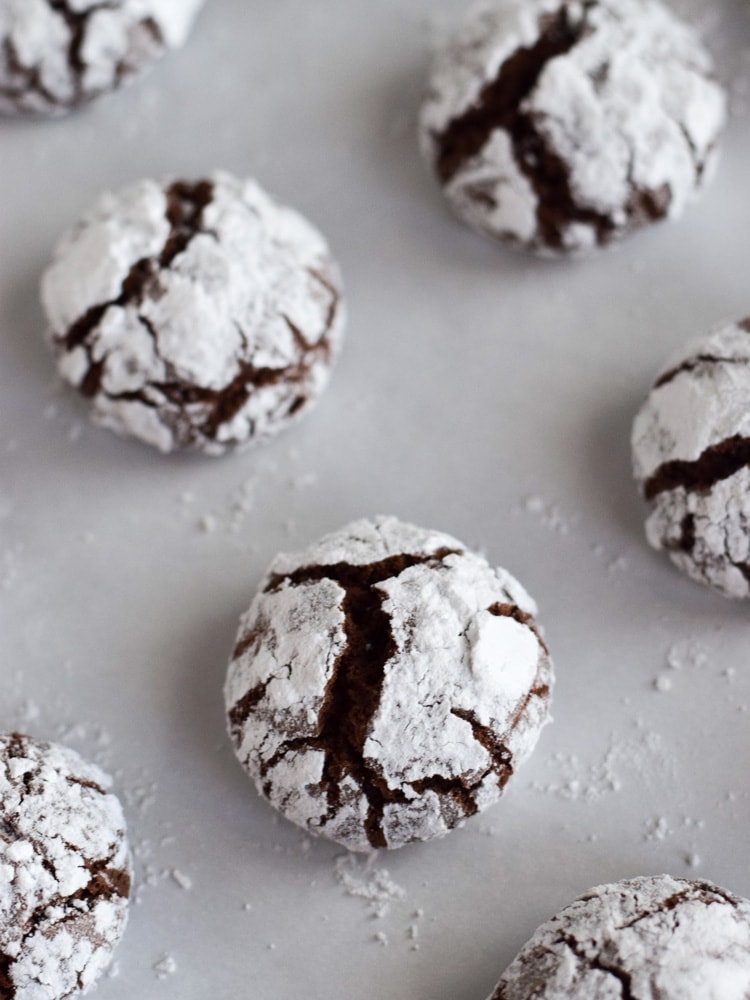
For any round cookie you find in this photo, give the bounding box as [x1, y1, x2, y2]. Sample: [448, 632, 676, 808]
[631, 317, 750, 599]
[489, 874, 750, 998]
[419, 0, 726, 255]
[225, 515, 552, 851]
[0, 732, 131, 1000]
[40, 172, 345, 455]
[0, 0, 204, 115]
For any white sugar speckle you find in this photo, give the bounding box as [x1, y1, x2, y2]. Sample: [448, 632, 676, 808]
[199, 514, 218, 534]
[519, 494, 571, 535]
[170, 869, 192, 891]
[644, 816, 671, 842]
[666, 640, 709, 671]
[153, 954, 177, 979]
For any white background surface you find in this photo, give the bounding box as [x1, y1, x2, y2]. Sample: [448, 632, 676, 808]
[1, 2, 750, 998]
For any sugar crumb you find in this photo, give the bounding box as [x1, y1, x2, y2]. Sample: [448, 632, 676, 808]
[199, 513, 218, 534]
[334, 854, 405, 919]
[153, 954, 177, 979]
[169, 869, 192, 891]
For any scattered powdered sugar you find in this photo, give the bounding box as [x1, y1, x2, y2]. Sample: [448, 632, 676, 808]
[530, 721, 675, 802]
[334, 854, 406, 919]
[607, 555, 629, 575]
[643, 814, 706, 868]
[645, 815, 671, 842]
[153, 953, 178, 979]
[654, 640, 716, 695]
[169, 869, 193, 891]
[517, 494, 573, 535]
[199, 513, 219, 535]
[192, 456, 321, 540]
[666, 639, 709, 672]
[407, 921, 420, 950]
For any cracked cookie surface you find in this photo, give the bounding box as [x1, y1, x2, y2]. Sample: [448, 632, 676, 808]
[490, 874, 750, 999]
[0, 0, 204, 115]
[418, 0, 726, 254]
[0, 733, 131, 1000]
[41, 171, 345, 455]
[224, 515, 552, 851]
[632, 318, 750, 599]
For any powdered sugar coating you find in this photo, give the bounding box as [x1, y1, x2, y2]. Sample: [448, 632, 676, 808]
[40, 172, 345, 455]
[0, 0, 204, 115]
[419, 0, 726, 254]
[0, 733, 131, 1000]
[632, 318, 750, 599]
[490, 875, 750, 998]
[225, 515, 552, 852]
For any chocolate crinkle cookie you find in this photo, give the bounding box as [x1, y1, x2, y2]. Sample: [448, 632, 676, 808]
[632, 318, 750, 600]
[419, 0, 726, 255]
[40, 172, 345, 455]
[0, 733, 131, 1000]
[0, 0, 204, 115]
[225, 515, 552, 852]
[490, 875, 750, 999]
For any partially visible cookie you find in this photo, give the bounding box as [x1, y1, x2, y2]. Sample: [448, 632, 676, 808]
[632, 317, 750, 599]
[490, 875, 750, 998]
[0, 732, 131, 1000]
[419, 0, 726, 254]
[41, 172, 345, 455]
[0, 0, 204, 115]
[225, 515, 552, 851]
